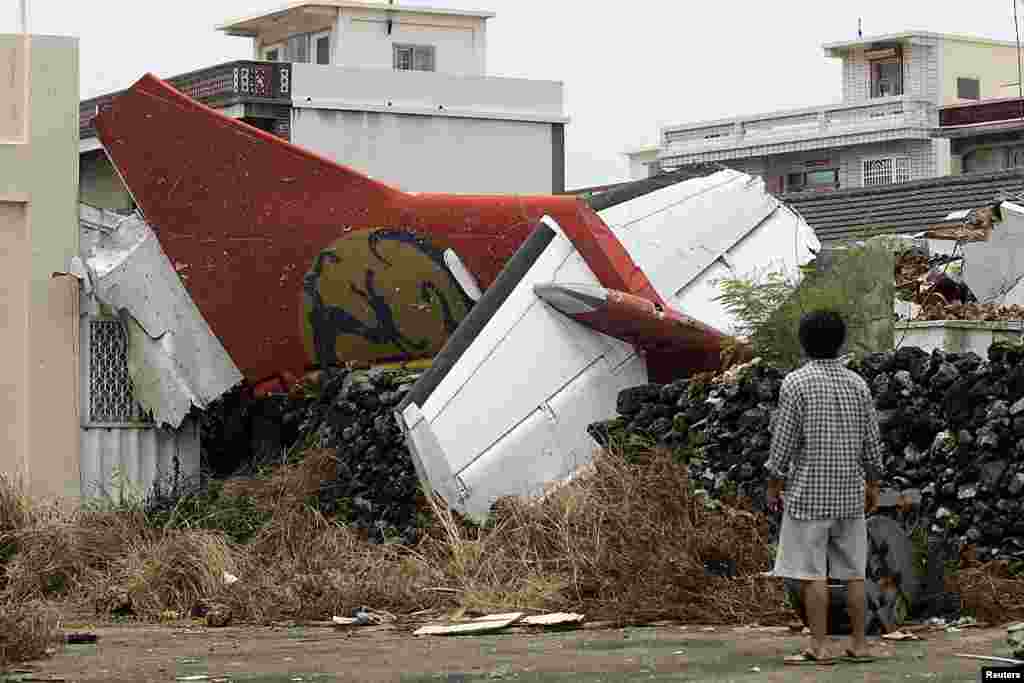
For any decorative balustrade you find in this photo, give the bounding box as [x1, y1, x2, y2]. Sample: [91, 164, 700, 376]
[661, 97, 935, 154]
[80, 61, 292, 140]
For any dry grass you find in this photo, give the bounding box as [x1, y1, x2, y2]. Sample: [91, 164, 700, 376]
[0, 444, 790, 659]
[221, 449, 339, 512]
[418, 447, 788, 625]
[954, 561, 1024, 623]
[0, 600, 61, 668]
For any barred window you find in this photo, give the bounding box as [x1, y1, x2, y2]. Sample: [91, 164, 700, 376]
[862, 157, 911, 187]
[88, 319, 151, 425]
[393, 44, 435, 72]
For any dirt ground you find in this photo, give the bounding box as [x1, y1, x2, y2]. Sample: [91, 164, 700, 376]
[3, 620, 1018, 683]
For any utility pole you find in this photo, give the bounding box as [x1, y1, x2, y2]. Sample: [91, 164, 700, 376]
[19, 0, 28, 34]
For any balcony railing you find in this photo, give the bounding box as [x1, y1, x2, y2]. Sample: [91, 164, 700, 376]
[661, 97, 936, 156]
[80, 60, 293, 140]
[940, 97, 1024, 127]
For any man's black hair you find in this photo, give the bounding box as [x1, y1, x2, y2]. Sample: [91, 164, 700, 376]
[798, 309, 847, 359]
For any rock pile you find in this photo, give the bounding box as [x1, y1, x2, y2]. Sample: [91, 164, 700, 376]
[292, 367, 424, 542]
[594, 344, 1024, 564]
[201, 366, 425, 544]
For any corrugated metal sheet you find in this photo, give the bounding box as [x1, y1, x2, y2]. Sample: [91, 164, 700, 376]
[80, 419, 200, 502]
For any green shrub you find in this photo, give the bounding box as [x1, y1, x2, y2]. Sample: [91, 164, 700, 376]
[714, 236, 897, 369]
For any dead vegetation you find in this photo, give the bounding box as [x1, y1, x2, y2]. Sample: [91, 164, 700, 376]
[953, 561, 1024, 624]
[11, 445, 1024, 666]
[0, 600, 61, 668]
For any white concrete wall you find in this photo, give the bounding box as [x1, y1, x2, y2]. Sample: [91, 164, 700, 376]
[289, 63, 566, 194]
[291, 63, 565, 122]
[334, 6, 486, 75]
[837, 139, 936, 189]
[895, 321, 1024, 355]
[626, 149, 659, 180]
[840, 38, 941, 105]
[291, 106, 555, 194]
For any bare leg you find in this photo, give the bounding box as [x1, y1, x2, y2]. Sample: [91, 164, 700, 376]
[846, 578, 869, 656]
[802, 579, 830, 658]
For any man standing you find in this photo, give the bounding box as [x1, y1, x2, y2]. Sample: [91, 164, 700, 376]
[765, 310, 884, 665]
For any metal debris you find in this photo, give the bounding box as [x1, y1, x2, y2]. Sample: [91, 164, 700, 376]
[77, 204, 243, 428]
[413, 614, 522, 636]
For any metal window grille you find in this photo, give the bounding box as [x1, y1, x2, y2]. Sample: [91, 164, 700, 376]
[862, 157, 911, 187]
[394, 45, 413, 70]
[894, 157, 911, 183]
[88, 319, 151, 425]
[394, 44, 434, 71]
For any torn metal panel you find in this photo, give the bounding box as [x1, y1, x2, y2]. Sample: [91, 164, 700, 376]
[963, 201, 1024, 304]
[78, 204, 243, 428]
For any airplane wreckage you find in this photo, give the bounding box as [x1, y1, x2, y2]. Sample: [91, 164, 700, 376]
[90, 73, 824, 518]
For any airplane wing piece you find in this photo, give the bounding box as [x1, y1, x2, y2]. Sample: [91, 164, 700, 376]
[397, 216, 646, 519]
[533, 283, 727, 372]
[398, 170, 821, 520]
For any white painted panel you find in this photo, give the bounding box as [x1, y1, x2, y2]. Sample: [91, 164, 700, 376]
[457, 407, 559, 510]
[597, 169, 743, 231]
[670, 205, 819, 336]
[458, 353, 645, 517]
[419, 229, 576, 422]
[424, 230, 614, 473]
[963, 203, 1024, 304]
[609, 173, 779, 305]
[80, 420, 200, 502]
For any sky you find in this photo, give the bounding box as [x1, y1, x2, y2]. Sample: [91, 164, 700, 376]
[7, 0, 1024, 188]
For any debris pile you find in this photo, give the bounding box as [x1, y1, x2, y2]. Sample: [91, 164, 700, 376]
[289, 367, 425, 543]
[916, 301, 1024, 322]
[203, 367, 426, 544]
[895, 248, 974, 312]
[594, 344, 1024, 564]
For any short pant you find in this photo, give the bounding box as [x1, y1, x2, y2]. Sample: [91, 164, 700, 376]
[772, 513, 866, 581]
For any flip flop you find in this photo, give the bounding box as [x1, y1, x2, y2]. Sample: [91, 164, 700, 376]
[841, 649, 876, 663]
[784, 650, 836, 666]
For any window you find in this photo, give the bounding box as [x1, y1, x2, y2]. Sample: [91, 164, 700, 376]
[87, 319, 151, 425]
[786, 169, 839, 191]
[957, 77, 980, 100]
[964, 147, 1008, 173]
[264, 48, 279, 62]
[1009, 146, 1024, 169]
[394, 44, 435, 71]
[314, 32, 330, 65]
[285, 33, 310, 63]
[862, 157, 911, 187]
[870, 57, 903, 98]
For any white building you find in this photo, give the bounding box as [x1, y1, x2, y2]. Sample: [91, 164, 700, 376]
[625, 32, 1024, 193]
[80, 1, 568, 210]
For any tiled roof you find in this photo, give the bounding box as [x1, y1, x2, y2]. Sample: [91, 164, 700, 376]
[778, 169, 1024, 243]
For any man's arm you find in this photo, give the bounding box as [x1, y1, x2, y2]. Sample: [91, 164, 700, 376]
[765, 379, 802, 504]
[861, 385, 884, 512]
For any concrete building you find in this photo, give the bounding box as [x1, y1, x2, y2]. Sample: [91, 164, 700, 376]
[79, 0, 568, 211]
[937, 95, 1024, 174]
[626, 32, 1024, 193]
[0, 32, 82, 502]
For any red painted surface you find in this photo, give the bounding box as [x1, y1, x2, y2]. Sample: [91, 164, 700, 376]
[94, 74, 727, 387]
[568, 289, 726, 381]
[940, 97, 1024, 127]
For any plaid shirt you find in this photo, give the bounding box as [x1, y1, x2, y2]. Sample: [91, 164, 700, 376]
[765, 359, 884, 520]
